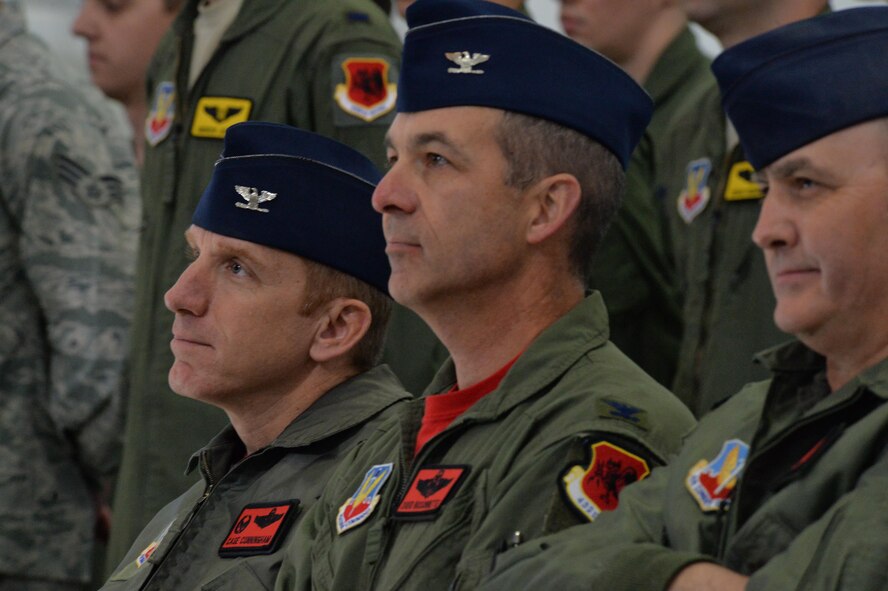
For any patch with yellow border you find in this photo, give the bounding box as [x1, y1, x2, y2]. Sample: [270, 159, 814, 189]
[724, 160, 765, 201]
[190, 96, 253, 139]
[333, 55, 398, 125]
[561, 440, 651, 521]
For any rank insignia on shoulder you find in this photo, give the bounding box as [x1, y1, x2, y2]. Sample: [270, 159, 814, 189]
[145, 81, 176, 147]
[393, 465, 469, 520]
[219, 500, 300, 558]
[724, 160, 765, 201]
[597, 399, 649, 431]
[191, 96, 252, 139]
[561, 441, 651, 522]
[686, 439, 750, 512]
[445, 51, 490, 75]
[677, 158, 712, 224]
[333, 56, 397, 124]
[337, 463, 394, 534]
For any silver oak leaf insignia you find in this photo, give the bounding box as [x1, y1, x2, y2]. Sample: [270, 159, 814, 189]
[445, 51, 490, 75]
[235, 185, 277, 213]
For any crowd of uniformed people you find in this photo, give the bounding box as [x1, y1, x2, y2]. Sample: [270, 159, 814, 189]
[2, 0, 887, 589]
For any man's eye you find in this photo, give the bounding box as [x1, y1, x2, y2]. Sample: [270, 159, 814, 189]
[426, 153, 448, 167]
[227, 261, 248, 276]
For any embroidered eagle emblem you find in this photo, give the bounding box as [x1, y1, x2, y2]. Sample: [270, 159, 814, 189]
[445, 51, 490, 74]
[235, 185, 277, 213]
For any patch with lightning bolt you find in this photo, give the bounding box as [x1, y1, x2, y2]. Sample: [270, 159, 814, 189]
[686, 439, 750, 512]
[337, 463, 394, 534]
[190, 96, 253, 139]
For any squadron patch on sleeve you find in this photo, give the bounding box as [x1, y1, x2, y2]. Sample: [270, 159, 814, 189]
[191, 96, 253, 139]
[145, 81, 176, 146]
[724, 160, 765, 201]
[337, 463, 394, 534]
[561, 440, 651, 522]
[219, 500, 299, 557]
[686, 439, 750, 512]
[393, 465, 469, 520]
[677, 158, 712, 223]
[332, 55, 398, 125]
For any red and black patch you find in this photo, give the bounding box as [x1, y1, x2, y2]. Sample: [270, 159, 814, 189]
[393, 465, 469, 520]
[218, 500, 299, 558]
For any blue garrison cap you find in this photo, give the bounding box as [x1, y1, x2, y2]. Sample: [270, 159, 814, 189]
[397, 0, 653, 169]
[713, 6, 888, 170]
[192, 122, 390, 294]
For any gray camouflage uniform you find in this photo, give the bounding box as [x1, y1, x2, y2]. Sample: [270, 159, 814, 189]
[0, 3, 140, 588]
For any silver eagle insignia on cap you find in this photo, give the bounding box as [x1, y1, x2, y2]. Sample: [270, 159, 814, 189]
[235, 185, 277, 213]
[445, 52, 489, 75]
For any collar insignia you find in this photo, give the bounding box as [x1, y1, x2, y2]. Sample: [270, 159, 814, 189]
[445, 51, 490, 74]
[235, 185, 277, 213]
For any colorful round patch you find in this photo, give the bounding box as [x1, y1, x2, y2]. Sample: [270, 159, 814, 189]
[334, 58, 397, 122]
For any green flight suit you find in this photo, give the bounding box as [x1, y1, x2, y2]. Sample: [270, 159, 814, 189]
[479, 342, 888, 591]
[662, 75, 786, 416]
[109, 0, 446, 569]
[588, 27, 715, 387]
[276, 294, 696, 590]
[101, 366, 409, 591]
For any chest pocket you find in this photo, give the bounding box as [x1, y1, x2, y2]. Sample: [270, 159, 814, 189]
[380, 469, 487, 590]
[199, 560, 270, 591]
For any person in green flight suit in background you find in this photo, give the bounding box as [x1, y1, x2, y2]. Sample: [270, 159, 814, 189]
[665, 0, 829, 415]
[559, 0, 715, 387]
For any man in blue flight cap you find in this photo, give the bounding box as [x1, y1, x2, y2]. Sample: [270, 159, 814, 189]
[479, 7, 888, 591]
[99, 121, 410, 590]
[274, 1, 696, 589]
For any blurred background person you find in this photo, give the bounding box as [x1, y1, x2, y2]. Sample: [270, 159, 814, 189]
[666, 0, 829, 415]
[559, 0, 713, 387]
[0, 0, 140, 589]
[72, 0, 185, 164]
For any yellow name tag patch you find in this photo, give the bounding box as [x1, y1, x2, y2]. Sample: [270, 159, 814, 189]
[724, 161, 765, 201]
[191, 97, 253, 139]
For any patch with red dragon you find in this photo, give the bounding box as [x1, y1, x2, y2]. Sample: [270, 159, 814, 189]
[333, 56, 397, 124]
[561, 440, 651, 521]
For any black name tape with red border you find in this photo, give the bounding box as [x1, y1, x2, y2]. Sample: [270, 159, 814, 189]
[219, 500, 300, 558]
[393, 465, 469, 521]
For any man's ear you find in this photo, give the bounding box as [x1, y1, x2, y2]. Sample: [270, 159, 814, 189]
[525, 173, 582, 245]
[309, 298, 372, 363]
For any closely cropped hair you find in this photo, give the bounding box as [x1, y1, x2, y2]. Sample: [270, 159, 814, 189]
[495, 111, 625, 282]
[301, 262, 391, 372]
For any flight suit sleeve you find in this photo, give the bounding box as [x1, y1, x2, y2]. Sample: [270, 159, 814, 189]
[744, 450, 888, 591]
[289, 6, 401, 170]
[477, 457, 712, 591]
[452, 431, 693, 590]
[11, 94, 140, 481]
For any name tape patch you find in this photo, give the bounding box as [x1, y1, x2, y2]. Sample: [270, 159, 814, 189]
[394, 465, 469, 520]
[219, 500, 299, 557]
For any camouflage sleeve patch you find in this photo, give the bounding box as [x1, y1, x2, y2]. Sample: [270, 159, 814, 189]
[331, 53, 398, 127]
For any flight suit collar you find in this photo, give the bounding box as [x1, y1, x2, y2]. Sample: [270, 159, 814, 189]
[185, 365, 410, 475]
[644, 26, 708, 107]
[424, 292, 610, 425]
[756, 340, 888, 402]
[176, 0, 287, 44]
